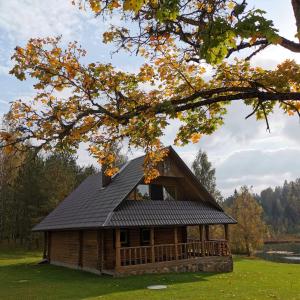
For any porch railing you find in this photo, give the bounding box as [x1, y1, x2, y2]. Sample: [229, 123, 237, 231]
[120, 240, 230, 267]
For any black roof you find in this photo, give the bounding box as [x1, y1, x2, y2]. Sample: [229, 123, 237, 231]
[107, 200, 236, 227]
[33, 147, 236, 231]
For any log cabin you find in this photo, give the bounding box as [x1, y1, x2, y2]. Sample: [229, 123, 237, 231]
[33, 146, 236, 276]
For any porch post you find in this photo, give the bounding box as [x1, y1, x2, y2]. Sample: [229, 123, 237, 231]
[43, 231, 47, 259]
[115, 228, 121, 270]
[205, 225, 210, 241]
[174, 227, 178, 260]
[150, 227, 155, 263]
[224, 224, 229, 241]
[199, 225, 205, 256]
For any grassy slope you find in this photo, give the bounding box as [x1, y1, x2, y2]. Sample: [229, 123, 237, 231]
[0, 250, 300, 300]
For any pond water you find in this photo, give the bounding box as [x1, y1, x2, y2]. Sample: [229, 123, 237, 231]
[257, 242, 300, 264]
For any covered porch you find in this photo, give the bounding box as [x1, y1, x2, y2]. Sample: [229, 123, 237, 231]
[112, 224, 231, 275]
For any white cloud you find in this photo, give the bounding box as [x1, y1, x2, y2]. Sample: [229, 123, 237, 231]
[0, 0, 85, 42]
[0, 99, 9, 115]
[216, 148, 300, 196]
[76, 143, 98, 167]
[153, 102, 300, 197]
[0, 65, 9, 76]
[0, 99, 9, 104]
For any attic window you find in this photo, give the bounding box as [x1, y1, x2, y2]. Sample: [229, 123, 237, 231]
[135, 184, 150, 200]
[128, 184, 176, 201]
[163, 186, 176, 201]
[150, 184, 176, 201]
[150, 184, 163, 200]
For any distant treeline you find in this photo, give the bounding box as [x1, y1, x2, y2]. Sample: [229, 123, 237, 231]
[0, 150, 96, 247]
[1, 147, 299, 250]
[225, 179, 300, 237]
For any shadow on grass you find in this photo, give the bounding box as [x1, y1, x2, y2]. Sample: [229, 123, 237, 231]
[0, 257, 220, 300]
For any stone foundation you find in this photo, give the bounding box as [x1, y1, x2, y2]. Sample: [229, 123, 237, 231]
[49, 256, 233, 277]
[115, 256, 233, 276]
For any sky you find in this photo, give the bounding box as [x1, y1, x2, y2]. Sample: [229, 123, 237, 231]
[0, 0, 300, 197]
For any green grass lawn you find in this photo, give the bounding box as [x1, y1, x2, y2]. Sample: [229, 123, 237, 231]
[0, 250, 300, 300]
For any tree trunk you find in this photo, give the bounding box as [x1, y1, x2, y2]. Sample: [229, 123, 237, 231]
[246, 246, 251, 257]
[245, 238, 251, 256]
[292, 0, 300, 40]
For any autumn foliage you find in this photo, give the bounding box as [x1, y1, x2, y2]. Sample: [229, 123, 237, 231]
[2, 0, 300, 181]
[227, 187, 267, 256]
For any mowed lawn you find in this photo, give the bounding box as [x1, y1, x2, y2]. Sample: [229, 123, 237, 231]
[0, 250, 300, 300]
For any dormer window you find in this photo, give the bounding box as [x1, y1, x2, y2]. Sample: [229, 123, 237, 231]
[163, 186, 176, 201]
[136, 184, 150, 200]
[150, 184, 177, 201]
[150, 184, 163, 200]
[128, 184, 150, 200]
[128, 184, 177, 201]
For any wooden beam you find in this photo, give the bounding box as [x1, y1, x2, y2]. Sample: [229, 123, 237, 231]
[101, 230, 104, 270]
[199, 225, 205, 256]
[150, 227, 155, 263]
[78, 231, 83, 268]
[205, 225, 210, 241]
[101, 230, 105, 270]
[115, 228, 121, 270]
[97, 230, 105, 271]
[97, 230, 102, 272]
[174, 227, 178, 260]
[224, 224, 229, 241]
[43, 231, 47, 259]
[47, 231, 51, 262]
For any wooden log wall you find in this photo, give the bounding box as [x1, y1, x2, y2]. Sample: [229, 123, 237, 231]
[50, 230, 102, 271]
[50, 231, 80, 266]
[154, 227, 186, 244]
[47, 226, 195, 271]
[82, 230, 98, 270]
[103, 229, 115, 270]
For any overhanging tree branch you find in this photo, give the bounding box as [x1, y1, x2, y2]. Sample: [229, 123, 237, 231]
[292, 0, 300, 41]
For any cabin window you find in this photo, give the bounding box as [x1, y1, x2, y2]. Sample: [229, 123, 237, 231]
[163, 186, 177, 201]
[140, 228, 151, 245]
[150, 184, 163, 200]
[120, 229, 129, 247]
[135, 184, 150, 200]
[163, 159, 172, 175]
[127, 184, 177, 201]
[150, 184, 177, 200]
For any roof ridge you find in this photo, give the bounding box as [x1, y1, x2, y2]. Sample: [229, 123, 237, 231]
[111, 160, 131, 179]
[128, 153, 145, 162]
[110, 154, 145, 179]
[117, 145, 172, 166]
